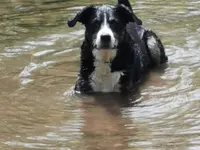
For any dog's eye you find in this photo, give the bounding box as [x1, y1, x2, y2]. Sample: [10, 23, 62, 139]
[92, 20, 100, 28]
[109, 19, 118, 26]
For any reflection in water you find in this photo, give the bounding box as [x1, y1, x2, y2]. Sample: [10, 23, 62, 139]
[79, 94, 136, 150]
[0, 0, 200, 150]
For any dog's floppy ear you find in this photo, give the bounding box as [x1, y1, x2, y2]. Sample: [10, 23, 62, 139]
[118, 0, 133, 12]
[117, 1, 142, 25]
[68, 5, 95, 27]
[116, 4, 142, 25]
[131, 11, 142, 25]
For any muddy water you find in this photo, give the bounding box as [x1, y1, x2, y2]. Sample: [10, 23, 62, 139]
[0, 0, 200, 149]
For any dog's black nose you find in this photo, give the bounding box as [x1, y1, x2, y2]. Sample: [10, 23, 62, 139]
[101, 35, 111, 43]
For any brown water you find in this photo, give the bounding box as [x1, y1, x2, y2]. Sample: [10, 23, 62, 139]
[0, 0, 200, 149]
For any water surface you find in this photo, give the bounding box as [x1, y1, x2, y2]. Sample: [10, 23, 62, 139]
[0, 0, 200, 150]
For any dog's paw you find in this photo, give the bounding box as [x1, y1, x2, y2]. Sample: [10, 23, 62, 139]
[74, 78, 92, 93]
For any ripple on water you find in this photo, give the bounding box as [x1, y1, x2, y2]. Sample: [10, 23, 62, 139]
[11, 29, 84, 87]
[33, 49, 56, 57]
[3, 101, 84, 150]
[19, 61, 55, 78]
[1, 0, 200, 150]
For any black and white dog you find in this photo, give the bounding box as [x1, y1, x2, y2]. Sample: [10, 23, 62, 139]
[68, 0, 168, 93]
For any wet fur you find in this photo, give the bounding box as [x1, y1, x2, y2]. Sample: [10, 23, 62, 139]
[68, 0, 168, 93]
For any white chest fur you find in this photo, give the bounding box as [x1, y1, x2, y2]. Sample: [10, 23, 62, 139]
[90, 61, 122, 92]
[90, 49, 123, 92]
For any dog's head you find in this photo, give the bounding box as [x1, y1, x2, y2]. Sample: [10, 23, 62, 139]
[68, 4, 141, 62]
[68, 4, 141, 48]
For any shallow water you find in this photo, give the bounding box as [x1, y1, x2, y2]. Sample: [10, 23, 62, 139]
[0, 0, 200, 150]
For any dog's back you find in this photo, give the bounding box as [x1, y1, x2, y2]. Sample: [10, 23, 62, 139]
[119, 0, 167, 66]
[126, 22, 168, 66]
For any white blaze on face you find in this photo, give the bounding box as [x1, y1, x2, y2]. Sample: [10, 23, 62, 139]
[95, 13, 115, 49]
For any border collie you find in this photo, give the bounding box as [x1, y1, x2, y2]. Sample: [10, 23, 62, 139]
[68, 0, 168, 93]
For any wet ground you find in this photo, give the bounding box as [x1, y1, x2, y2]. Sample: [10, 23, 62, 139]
[0, 0, 200, 149]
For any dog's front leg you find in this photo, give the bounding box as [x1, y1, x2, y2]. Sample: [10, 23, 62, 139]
[74, 41, 94, 93]
[130, 48, 143, 92]
[119, 49, 139, 93]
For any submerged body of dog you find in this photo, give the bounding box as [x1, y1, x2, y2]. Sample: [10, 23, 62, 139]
[68, 0, 168, 93]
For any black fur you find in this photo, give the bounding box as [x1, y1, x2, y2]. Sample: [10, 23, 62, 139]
[118, 0, 142, 25]
[68, 2, 168, 93]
